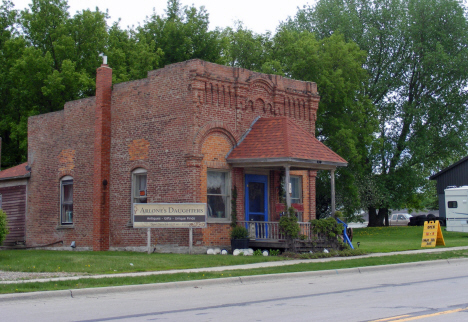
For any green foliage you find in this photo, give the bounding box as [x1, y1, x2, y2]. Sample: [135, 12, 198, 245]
[0, 209, 9, 245]
[230, 186, 238, 228]
[288, 0, 468, 225]
[138, 0, 224, 66]
[279, 206, 300, 239]
[264, 27, 376, 217]
[0, 0, 225, 169]
[107, 23, 163, 84]
[310, 217, 343, 239]
[285, 249, 366, 259]
[277, 171, 285, 204]
[230, 226, 249, 239]
[221, 22, 272, 70]
[269, 249, 280, 256]
[253, 249, 262, 256]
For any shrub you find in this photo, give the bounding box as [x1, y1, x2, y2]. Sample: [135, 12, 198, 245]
[230, 226, 249, 239]
[0, 209, 9, 245]
[279, 206, 300, 239]
[310, 217, 343, 239]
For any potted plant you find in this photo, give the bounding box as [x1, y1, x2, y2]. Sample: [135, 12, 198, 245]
[230, 225, 249, 251]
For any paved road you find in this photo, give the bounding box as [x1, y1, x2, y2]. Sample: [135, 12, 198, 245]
[2, 259, 468, 321]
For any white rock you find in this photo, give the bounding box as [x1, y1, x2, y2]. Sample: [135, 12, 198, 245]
[262, 250, 269, 256]
[221, 249, 228, 255]
[323, 248, 329, 253]
[207, 248, 214, 255]
[214, 248, 221, 254]
[233, 249, 240, 256]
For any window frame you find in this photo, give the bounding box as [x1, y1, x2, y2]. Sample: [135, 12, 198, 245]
[290, 175, 303, 204]
[448, 201, 458, 208]
[131, 168, 148, 219]
[60, 176, 74, 225]
[206, 169, 231, 222]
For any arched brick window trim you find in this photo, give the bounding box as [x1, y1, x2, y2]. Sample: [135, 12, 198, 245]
[57, 170, 75, 180]
[129, 161, 150, 174]
[191, 121, 239, 155]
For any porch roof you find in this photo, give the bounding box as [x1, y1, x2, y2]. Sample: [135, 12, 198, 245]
[226, 117, 347, 170]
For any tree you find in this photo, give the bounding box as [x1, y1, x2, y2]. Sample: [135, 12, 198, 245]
[263, 28, 376, 218]
[138, 0, 223, 66]
[1, 0, 109, 169]
[107, 22, 163, 84]
[221, 22, 272, 71]
[289, 0, 468, 225]
[0, 0, 23, 169]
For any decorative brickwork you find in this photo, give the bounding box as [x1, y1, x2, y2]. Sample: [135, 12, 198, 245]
[58, 149, 75, 172]
[128, 139, 150, 161]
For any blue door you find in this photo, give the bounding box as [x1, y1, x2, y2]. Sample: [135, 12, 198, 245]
[245, 174, 268, 222]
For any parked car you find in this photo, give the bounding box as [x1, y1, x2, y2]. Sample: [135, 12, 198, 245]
[389, 213, 412, 226]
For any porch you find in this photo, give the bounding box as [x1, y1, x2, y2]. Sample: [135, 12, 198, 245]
[237, 220, 351, 251]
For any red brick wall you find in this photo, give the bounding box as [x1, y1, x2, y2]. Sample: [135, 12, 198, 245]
[27, 59, 320, 251]
[27, 97, 95, 248]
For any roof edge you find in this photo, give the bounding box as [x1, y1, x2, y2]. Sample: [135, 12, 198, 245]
[227, 157, 348, 167]
[0, 173, 31, 181]
[430, 156, 468, 180]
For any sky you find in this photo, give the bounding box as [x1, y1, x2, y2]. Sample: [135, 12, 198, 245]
[12, 0, 316, 34]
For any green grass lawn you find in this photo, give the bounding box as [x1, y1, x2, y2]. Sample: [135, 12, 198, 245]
[1, 226, 468, 275]
[353, 225, 468, 252]
[0, 249, 284, 274]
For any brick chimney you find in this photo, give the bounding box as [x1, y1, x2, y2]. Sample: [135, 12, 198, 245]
[92, 58, 112, 251]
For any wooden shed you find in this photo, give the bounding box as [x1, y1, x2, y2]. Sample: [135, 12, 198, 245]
[0, 162, 30, 246]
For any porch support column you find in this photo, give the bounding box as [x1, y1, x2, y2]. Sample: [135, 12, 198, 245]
[285, 165, 291, 209]
[331, 169, 336, 217]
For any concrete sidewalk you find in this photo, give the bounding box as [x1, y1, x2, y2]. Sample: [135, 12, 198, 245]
[2, 246, 468, 285]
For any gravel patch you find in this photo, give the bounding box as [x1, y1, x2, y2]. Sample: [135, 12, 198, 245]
[0, 270, 85, 282]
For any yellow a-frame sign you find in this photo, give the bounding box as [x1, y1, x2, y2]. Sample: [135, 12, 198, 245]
[421, 220, 445, 247]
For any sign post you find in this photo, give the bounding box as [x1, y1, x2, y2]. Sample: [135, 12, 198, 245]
[421, 220, 445, 247]
[147, 228, 151, 254]
[133, 203, 207, 253]
[189, 227, 193, 255]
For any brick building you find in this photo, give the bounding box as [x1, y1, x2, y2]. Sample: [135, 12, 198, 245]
[3, 59, 346, 252]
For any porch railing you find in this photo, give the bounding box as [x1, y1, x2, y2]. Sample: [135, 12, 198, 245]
[237, 220, 354, 249]
[238, 221, 311, 240]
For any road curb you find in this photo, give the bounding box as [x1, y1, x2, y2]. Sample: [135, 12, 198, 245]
[2, 257, 468, 302]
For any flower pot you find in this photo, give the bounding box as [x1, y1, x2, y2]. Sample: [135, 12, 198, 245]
[231, 238, 249, 252]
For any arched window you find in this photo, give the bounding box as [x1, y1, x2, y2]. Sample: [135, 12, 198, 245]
[132, 168, 147, 214]
[60, 176, 73, 225]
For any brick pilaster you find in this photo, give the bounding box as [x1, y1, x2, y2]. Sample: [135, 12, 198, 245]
[93, 64, 112, 251]
[308, 170, 317, 220]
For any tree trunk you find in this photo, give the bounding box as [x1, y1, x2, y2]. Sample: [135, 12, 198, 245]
[368, 207, 377, 227]
[378, 208, 389, 227]
[368, 207, 389, 227]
